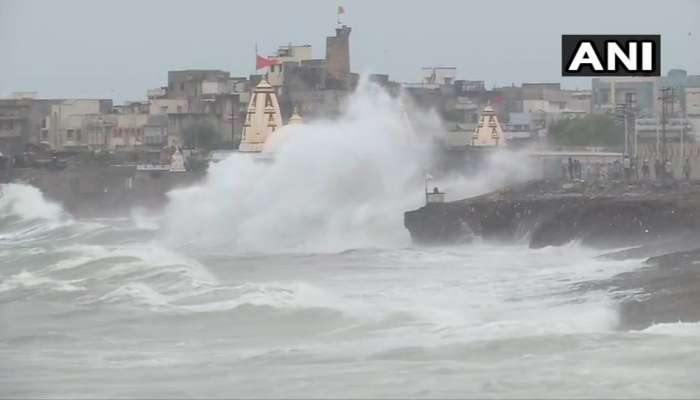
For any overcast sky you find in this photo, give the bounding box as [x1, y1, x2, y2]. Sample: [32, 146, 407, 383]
[1, 0, 698, 102]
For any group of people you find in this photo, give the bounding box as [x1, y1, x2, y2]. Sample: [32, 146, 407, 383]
[637, 157, 692, 181]
[565, 155, 693, 181]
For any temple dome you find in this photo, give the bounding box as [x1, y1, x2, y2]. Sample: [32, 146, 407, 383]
[262, 108, 304, 154]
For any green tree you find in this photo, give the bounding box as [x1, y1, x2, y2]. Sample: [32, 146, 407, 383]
[548, 114, 623, 147]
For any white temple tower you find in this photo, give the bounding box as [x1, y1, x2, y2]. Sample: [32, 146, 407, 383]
[472, 105, 507, 147]
[238, 79, 283, 152]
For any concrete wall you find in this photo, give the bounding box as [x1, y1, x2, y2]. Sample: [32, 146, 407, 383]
[149, 98, 188, 115]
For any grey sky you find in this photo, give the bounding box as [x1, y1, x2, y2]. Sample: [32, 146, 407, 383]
[1, 0, 698, 102]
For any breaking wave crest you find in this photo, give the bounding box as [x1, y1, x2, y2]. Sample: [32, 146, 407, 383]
[0, 183, 75, 244]
[160, 81, 436, 253]
[159, 80, 534, 254]
[0, 183, 65, 222]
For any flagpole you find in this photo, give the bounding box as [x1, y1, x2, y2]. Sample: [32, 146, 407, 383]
[425, 173, 432, 204]
[254, 42, 258, 72]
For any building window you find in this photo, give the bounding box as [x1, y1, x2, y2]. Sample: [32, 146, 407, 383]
[67, 129, 74, 139]
[180, 83, 184, 91]
[177, 105, 183, 113]
[76, 129, 82, 141]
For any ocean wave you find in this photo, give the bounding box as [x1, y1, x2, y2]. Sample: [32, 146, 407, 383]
[0, 270, 85, 293]
[0, 183, 68, 223]
[640, 321, 700, 336]
[85, 280, 341, 315]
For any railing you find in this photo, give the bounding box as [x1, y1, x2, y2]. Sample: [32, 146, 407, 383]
[427, 192, 445, 204]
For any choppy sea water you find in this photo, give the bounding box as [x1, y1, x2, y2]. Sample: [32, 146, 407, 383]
[1, 183, 700, 398]
[3, 82, 700, 398]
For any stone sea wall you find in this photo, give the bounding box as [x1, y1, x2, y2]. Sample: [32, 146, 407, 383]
[404, 180, 700, 249]
[7, 164, 204, 217]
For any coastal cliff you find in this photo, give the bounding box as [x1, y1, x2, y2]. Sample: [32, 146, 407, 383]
[404, 180, 700, 248]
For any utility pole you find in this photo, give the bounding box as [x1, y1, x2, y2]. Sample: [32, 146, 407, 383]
[615, 93, 636, 157]
[681, 88, 687, 163]
[624, 92, 636, 159]
[615, 103, 627, 154]
[659, 87, 675, 162]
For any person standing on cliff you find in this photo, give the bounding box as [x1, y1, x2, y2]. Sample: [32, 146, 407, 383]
[642, 159, 650, 179]
[567, 157, 574, 180]
[664, 159, 673, 180]
[654, 159, 662, 180]
[572, 159, 581, 179]
[623, 155, 631, 181]
[683, 158, 692, 180]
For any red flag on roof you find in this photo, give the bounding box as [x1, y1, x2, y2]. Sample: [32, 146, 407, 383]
[256, 55, 280, 70]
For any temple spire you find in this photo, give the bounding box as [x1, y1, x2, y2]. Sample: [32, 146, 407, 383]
[238, 78, 283, 152]
[471, 105, 506, 147]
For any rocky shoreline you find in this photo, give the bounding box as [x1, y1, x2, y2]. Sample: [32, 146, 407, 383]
[405, 179, 700, 330]
[405, 179, 700, 249]
[584, 244, 700, 330]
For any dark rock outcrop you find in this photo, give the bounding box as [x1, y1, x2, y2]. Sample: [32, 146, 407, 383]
[582, 246, 700, 330]
[405, 180, 700, 249]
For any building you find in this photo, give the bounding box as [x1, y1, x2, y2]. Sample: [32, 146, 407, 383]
[238, 79, 283, 152]
[143, 114, 169, 148]
[267, 44, 314, 87]
[0, 94, 65, 155]
[110, 113, 148, 151]
[149, 98, 188, 115]
[46, 99, 113, 151]
[635, 117, 694, 143]
[520, 83, 591, 117]
[592, 77, 658, 116]
[153, 70, 242, 148]
[166, 70, 231, 102]
[504, 112, 546, 143]
[259, 25, 358, 120]
[472, 105, 506, 147]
